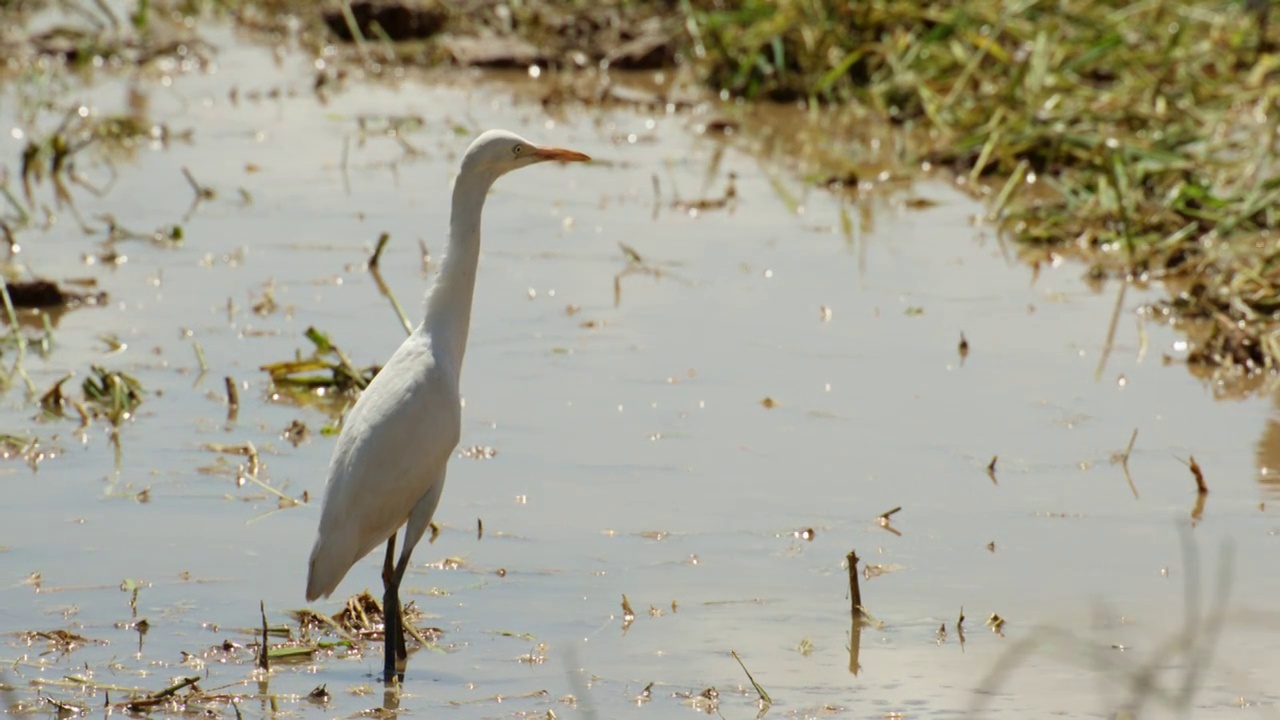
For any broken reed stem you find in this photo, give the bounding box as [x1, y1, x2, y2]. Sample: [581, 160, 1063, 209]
[368, 233, 414, 336]
[1122, 427, 1140, 500]
[369, 232, 390, 268]
[181, 167, 202, 197]
[847, 549, 862, 619]
[193, 340, 207, 373]
[149, 676, 200, 700]
[1123, 428, 1138, 460]
[1188, 455, 1208, 495]
[730, 650, 772, 706]
[258, 601, 269, 671]
[224, 376, 239, 409]
[372, 269, 413, 337]
[333, 343, 372, 388]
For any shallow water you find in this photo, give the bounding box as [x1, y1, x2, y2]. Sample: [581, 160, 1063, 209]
[2, 20, 1280, 720]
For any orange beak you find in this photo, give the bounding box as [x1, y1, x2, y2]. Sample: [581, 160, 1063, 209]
[531, 145, 591, 163]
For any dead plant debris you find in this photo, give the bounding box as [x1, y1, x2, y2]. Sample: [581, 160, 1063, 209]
[261, 326, 378, 397]
[80, 366, 144, 426]
[1186, 454, 1209, 495]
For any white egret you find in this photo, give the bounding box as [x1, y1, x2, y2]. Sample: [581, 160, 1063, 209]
[305, 130, 590, 682]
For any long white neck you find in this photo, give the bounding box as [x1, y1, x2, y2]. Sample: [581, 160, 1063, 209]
[423, 168, 498, 374]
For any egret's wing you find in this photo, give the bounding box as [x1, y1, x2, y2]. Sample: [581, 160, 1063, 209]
[306, 333, 460, 600]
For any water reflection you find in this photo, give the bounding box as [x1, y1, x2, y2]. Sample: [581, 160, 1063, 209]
[1255, 389, 1280, 497]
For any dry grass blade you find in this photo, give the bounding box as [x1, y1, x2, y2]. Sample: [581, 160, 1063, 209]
[730, 650, 772, 708]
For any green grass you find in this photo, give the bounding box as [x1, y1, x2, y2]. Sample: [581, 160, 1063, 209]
[4, 0, 1279, 383]
[272, 0, 1280, 385]
[685, 0, 1280, 383]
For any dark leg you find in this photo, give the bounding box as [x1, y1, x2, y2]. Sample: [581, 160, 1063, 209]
[387, 545, 416, 676]
[381, 533, 399, 684]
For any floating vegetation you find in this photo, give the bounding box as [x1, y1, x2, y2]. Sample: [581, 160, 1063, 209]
[20, 629, 100, 654]
[261, 326, 378, 398]
[80, 365, 144, 426]
[292, 590, 440, 650]
[0, 432, 58, 471]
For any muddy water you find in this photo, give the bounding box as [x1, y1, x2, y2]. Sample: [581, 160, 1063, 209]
[3, 25, 1280, 720]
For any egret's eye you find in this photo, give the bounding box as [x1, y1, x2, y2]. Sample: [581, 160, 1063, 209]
[512, 144, 524, 156]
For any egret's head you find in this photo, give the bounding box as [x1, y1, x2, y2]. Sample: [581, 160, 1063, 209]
[461, 129, 590, 179]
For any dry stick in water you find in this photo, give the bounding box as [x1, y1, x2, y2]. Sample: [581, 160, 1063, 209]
[1120, 428, 1139, 499]
[192, 340, 208, 374]
[369, 232, 391, 268]
[368, 233, 413, 336]
[1188, 455, 1208, 495]
[258, 601, 269, 671]
[1187, 455, 1209, 522]
[847, 550, 862, 617]
[847, 549, 864, 676]
[224, 376, 239, 409]
[124, 675, 201, 710]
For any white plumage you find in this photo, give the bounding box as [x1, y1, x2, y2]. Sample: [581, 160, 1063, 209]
[303, 130, 590, 681]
